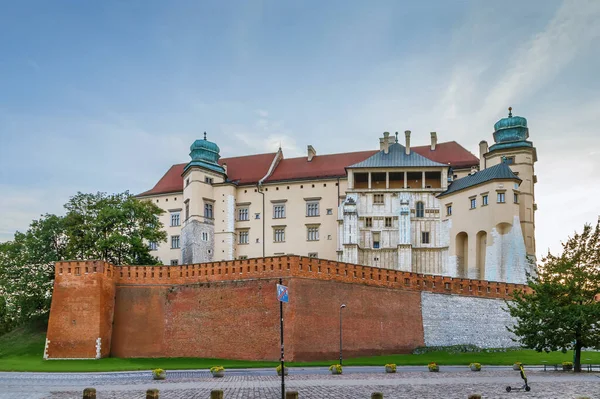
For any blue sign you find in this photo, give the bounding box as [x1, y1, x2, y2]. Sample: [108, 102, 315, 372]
[277, 284, 289, 303]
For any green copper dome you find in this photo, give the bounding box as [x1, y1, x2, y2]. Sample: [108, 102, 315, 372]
[489, 107, 532, 152]
[184, 132, 225, 174]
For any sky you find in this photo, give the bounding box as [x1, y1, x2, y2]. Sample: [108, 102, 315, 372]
[0, 0, 599, 259]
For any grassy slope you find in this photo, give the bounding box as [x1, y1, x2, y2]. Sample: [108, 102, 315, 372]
[1, 323, 599, 372]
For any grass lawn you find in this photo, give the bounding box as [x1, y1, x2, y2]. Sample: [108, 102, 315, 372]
[1, 323, 599, 372]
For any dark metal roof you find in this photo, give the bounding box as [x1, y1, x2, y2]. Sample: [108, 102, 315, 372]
[348, 143, 448, 168]
[438, 162, 521, 197]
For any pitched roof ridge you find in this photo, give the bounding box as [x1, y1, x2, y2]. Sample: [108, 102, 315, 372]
[220, 152, 277, 160]
[280, 149, 378, 161]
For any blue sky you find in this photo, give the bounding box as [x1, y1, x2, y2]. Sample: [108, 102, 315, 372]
[1, 0, 599, 258]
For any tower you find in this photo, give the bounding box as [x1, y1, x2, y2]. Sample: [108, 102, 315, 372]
[483, 108, 538, 261]
[180, 133, 225, 264]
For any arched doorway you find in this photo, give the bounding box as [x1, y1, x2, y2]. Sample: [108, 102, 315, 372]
[476, 231, 487, 279]
[456, 232, 468, 278]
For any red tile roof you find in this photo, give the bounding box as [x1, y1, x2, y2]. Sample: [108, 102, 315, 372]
[137, 153, 277, 197]
[265, 150, 378, 183]
[412, 141, 479, 169]
[138, 142, 479, 196]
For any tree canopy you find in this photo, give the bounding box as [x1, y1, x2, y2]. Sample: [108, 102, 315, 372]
[506, 218, 600, 372]
[0, 191, 166, 333]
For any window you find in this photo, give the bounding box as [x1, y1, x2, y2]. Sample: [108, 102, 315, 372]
[201, 232, 209, 241]
[306, 201, 319, 217]
[497, 192, 506, 203]
[238, 256, 248, 260]
[307, 226, 319, 241]
[238, 207, 249, 221]
[204, 203, 213, 219]
[446, 205, 452, 216]
[422, 232, 430, 244]
[372, 232, 380, 249]
[170, 259, 179, 266]
[171, 235, 180, 249]
[416, 201, 424, 218]
[239, 230, 249, 244]
[205, 176, 213, 184]
[274, 228, 285, 242]
[186, 178, 190, 187]
[170, 211, 180, 227]
[385, 217, 392, 228]
[374, 194, 384, 204]
[148, 242, 158, 251]
[308, 252, 318, 258]
[482, 195, 488, 206]
[255, 213, 260, 219]
[505, 157, 515, 165]
[326, 208, 333, 215]
[273, 204, 286, 219]
[365, 217, 373, 228]
[514, 193, 519, 203]
[185, 200, 190, 220]
[470, 198, 476, 209]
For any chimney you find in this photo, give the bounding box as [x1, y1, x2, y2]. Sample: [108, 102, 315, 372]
[404, 130, 411, 155]
[430, 132, 437, 150]
[479, 140, 488, 170]
[222, 163, 227, 174]
[307, 145, 316, 162]
[383, 132, 390, 154]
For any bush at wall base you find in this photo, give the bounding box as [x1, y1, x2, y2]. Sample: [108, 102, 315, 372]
[513, 362, 523, 371]
[210, 366, 225, 378]
[562, 362, 573, 371]
[470, 363, 482, 371]
[428, 363, 439, 372]
[329, 364, 343, 375]
[152, 369, 166, 380]
[276, 365, 289, 376]
[385, 364, 397, 373]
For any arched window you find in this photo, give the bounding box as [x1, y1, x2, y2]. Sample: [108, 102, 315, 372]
[416, 201, 424, 218]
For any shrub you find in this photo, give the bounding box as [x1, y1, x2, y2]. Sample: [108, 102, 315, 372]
[329, 364, 342, 374]
[428, 362, 439, 371]
[210, 366, 225, 373]
[276, 364, 287, 373]
[470, 363, 481, 371]
[562, 362, 573, 367]
[152, 368, 165, 379]
[384, 363, 397, 372]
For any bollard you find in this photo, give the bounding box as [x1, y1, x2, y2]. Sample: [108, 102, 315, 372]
[371, 393, 383, 399]
[285, 391, 299, 399]
[211, 390, 224, 399]
[146, 388, 160, 399]
[82, 388, 96, 399]
[467, 395, 482, 399]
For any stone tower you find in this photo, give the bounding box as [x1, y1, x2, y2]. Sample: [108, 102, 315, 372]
[481, 108, 538, 262]
[180, 133, 224, 264]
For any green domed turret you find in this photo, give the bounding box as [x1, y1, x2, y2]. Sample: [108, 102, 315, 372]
[489, 107, 533, 152]
[184, 132, 225, 174]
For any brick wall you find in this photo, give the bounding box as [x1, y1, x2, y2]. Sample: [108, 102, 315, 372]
[45, 256, 529, 360]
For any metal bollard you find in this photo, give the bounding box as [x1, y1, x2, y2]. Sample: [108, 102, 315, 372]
[82, 388, 96, 399]
[371, 393, 383, 399]
[146, 388, 160, 399]
[285, 392, 299, 399]
[211, 389, 224, 399]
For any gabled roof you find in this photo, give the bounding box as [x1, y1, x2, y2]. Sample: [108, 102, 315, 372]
[265, 150, 378, 183]
[348, 143, 448, 168]
[438, 162, 521, 197]
[412, 141, 479, 169]
[137, 153, 277, 197]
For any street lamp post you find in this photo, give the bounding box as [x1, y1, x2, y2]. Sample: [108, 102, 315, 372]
[339, 304, 346, 366]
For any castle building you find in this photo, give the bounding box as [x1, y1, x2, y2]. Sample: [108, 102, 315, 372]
[138, 109, 537, 284]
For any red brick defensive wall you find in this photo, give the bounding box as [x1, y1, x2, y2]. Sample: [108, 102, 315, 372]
[45, 256, 527, 361]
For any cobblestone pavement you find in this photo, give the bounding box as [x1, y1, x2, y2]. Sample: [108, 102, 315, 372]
[1, 370, 598, 399]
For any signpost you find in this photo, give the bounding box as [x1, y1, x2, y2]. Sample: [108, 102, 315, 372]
[277, 280, 288, 399]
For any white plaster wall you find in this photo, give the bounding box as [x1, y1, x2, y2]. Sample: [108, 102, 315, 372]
[485, 215, 528, 284]
[421, 292, 518, 348]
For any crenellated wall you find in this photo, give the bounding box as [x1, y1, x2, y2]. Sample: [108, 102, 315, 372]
[46, 256, 529, 361]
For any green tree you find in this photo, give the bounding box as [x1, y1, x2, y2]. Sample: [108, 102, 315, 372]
[0, 191, 166, 332]
[506, 219, 600, 372]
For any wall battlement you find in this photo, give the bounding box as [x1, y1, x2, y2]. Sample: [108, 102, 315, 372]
[55, 256, 528, 300]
